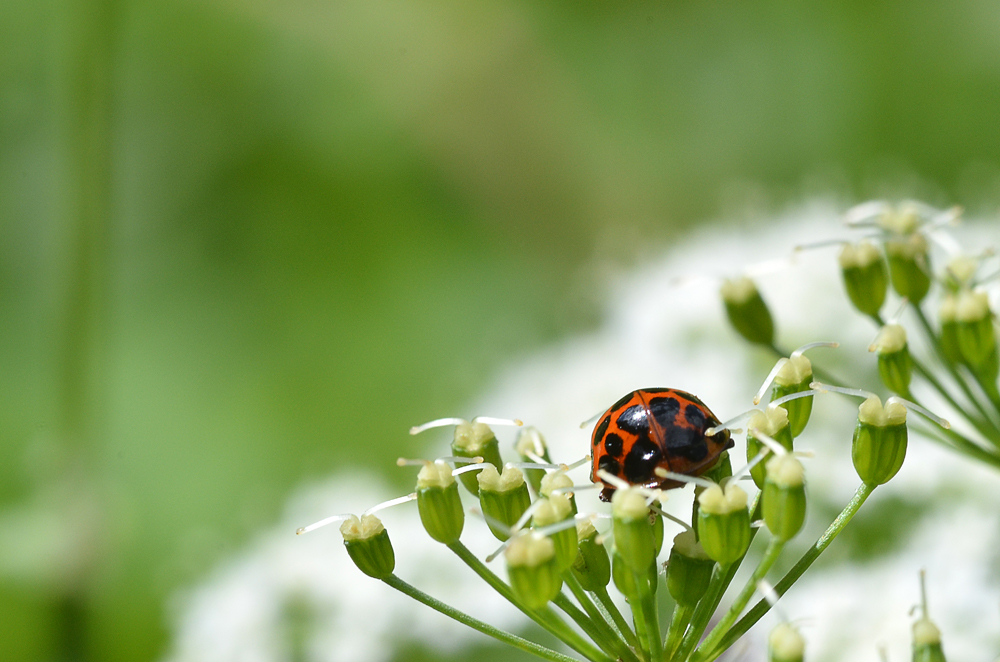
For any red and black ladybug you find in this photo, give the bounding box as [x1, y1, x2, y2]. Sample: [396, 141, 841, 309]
[590, 388, 733, 501]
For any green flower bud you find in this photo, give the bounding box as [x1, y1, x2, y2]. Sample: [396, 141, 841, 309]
[912, 618, 946, 662]
[478, 465, 531, 541]
[939, 295, 964, 365]
[887, 233, 931, 304]
[955, 289, 996, 366]
[452, 422, 504, 496]
[611, 547, 656, 602]
[515, 427, 551, 495]
[878, 204, 921, 235]
[539, 472, 577, 515]
[721, 276, 775, 346]
[506, 533, 562, 610]
[340, 514, 395, 580]
[696, 483, 751, 565]
[416, 461, 465, 544]
[768, 623, 805, 662]
[747, 406, 793, 488]
[853, 396, 908, 486]
[771, 355, 814, 437]
[942, 255, 979, 292]
[571, 520, 611, 591]
[532, 495, 577, 571]
[611, 488, 657, 572]
[762, 454, 806, 542]
[871, 324, 913, 396]
[652, 510, 664, 557]
[839, 241, 888, 317]
[665, 530, 714, 606]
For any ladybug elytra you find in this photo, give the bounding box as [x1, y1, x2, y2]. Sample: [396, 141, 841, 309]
[590, 388, 734, 501]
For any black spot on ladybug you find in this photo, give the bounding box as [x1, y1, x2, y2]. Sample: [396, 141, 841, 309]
[598, 455, 621, 477]
[649, 397, 680, 428]
[623, 437, 662, 483]
[663, 426, 709, 462]
[593, 416, 611, 446]
[616, 405, 647, 434]
[612, 393, 634, 411]
[684, 404, 707, 430]
[604, 433, 624, 457]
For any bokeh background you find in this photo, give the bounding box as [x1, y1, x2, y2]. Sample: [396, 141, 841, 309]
[3, 2, 1000, 661]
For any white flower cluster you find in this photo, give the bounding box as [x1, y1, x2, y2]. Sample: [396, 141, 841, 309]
[164, 202, 999, 662]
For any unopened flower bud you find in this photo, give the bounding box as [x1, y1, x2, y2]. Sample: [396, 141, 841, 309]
[886, 233, 931, 304]
[666, 530, 714, 606]
[341, 514, 395, 580]
[747, 406, 793, 488]
[416, 461, 465, 544]
[872, 324, 913, 396]
[721, 277, 775, 346]
[697, 483, 751, 565]
[762, 454, 806, 541]
[611, 488, 657, 572]
[532, 495, 576, 571]
[769, 623, 805, 662]
[539, 472, 578, 515]
[515, 427, 551, 494]
[452, 422, 503, 496]
[853, 396, 908, 486]
[772, 355, 814, 437]
[478, 465, 531, 541]
[839, 241, 888, 317]
[955, 289, 996, 366]
[571, 520, 611, 591]
[878, 204, 921, 235]
[912, 618, 946, 662]
[943, 255, 978, 291]
[611, 547, 656, 602]
[505, 533, 562, 610]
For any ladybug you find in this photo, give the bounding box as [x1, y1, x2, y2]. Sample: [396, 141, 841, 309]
[590, 388, 734, 502]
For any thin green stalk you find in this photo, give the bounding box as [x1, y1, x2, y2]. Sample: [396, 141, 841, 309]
[563, 574, 639, 662]
[662, 602, 694, 661]
[632, 601, 650, 662]
[672, 496, 763, 661]
[632, 570, 662, 662]
[912, 307, 1000, 427]
[552, 593, 623, 661]
[710, 483, 876, 654]
[593, 586, 641, 654]
[672, 563, 728, 662]
[383, 575, 582, 662]
[693, 539, 785, 662]
[909, 356, 1000, 445]
[911, 422, 1000, 470]
[448, 542, 612, 662]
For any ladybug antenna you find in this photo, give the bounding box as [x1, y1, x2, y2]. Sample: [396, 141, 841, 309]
[471, 416, 523, 428]
[652, 468, 716, 490]
[409, 417, 467, 435]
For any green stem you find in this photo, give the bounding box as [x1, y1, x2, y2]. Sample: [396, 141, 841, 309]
[693, 539, 785, 662]
[631, 600, 650, 662]
[552, 593, 623, 661]
[710, 483, 876, 654]
[563, 574, 639, 662]
[593, 586, 641, 654]
[662, 602, 694, 661]
[632, 570, 662, 662]
[383, 575, 582, 662]
[909, 356, 1000, 445]
[448, 542, 611, 662]
[912, 422, 1000, 470]
[672, 495, 763, 661]
[912, 307, 1000, 428]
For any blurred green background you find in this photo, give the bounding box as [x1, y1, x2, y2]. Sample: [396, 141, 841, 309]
[3, 1, 1000, 660]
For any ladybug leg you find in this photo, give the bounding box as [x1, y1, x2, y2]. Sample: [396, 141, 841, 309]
[599, 486, 616, 503]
